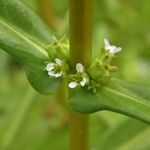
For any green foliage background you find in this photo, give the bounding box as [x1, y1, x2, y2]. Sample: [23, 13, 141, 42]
[0, 0, 150, 149]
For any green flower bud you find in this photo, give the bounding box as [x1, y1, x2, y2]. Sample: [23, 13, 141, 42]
[88, 59, 111, 86]
[46, 35, 69, 60]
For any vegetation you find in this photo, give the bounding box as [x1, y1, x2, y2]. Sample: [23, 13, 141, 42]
[0, 0, 149, 149]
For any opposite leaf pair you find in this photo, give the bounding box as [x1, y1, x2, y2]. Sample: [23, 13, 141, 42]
[0, 0, 149, 124]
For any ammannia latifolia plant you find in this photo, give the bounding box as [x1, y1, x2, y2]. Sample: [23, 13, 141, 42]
[0, 0, 150, 149]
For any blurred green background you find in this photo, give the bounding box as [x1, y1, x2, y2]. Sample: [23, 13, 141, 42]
[0, 0, 150, 149]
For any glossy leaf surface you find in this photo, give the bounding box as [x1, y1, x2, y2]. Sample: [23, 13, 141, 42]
[0, 0, 61, 94]
[69, 78, 150, 124]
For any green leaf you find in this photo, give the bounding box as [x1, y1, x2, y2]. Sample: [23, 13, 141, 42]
[0, 0, 61, 94]
[69, 78, 150, 124]
[95, 118, 150, 150]
[0, 0, 54, 47]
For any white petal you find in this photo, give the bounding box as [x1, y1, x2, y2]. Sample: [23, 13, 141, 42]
[109, 45, 117, 53]
[76, 63, 84, 73]
[104, 38, 110, 50]
[68, 82, 78, 89]
[109, 46, 122, 54]
[55, 58, 62, 65]
[80, 78, 88, 86]
[54, 72, 62, 78]
[46, 63, 54, 71]
[114, 47, 122, 53]
[104, 38, 122, 54]
[48, 71, 55, 77]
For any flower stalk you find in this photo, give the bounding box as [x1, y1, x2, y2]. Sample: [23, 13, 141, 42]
[69, 0, 93, 67]
[69, 0, 93, 150]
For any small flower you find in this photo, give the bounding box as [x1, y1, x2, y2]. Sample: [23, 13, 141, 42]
[68, 63, 89, 89]
[54, 72, 62, 78]
[46, 63, 54, 71]
[48, 71, 55, 77]
[68, 82, 78, 89]
[55, 58, 62, 65]
[104, 38, 122, 54]
[76, 63, 84, 73]
[80, 77, 88, 87]
[68, 77, 89, 89]
[45, 58, 63, 78]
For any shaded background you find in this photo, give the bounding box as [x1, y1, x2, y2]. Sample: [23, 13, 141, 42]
[0, 0, 150, 149]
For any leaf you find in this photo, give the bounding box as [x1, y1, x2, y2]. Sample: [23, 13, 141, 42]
[69, 78, 150, 124]
[0, 51, 9, 75]
[94, 118, 150, 150]
[0, 0, 61, 94]
[0, 0, 54, 47]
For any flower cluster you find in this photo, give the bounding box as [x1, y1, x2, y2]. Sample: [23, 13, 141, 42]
[45, 38, 122, 92]
[45, 58, 63, 78]
[68, 63, 89, 89]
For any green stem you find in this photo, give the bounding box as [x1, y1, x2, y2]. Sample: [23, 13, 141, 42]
[70, 112, 89, 150]
[69, 0, 93, 67]
[69, 0, 93, 150]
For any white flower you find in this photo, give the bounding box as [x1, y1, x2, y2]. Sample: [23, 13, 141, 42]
[68, 82, 78, 89]
[68, 77, 89, 89]
[104, 38, 122, 54]
[80, 77, 88, 86]
[48, 71, 62, 78]
[76, 63, 84, 73]
[46, 63, 54, 71]
[54, 72, 62, 78]
[48, 71, 55, 77]
[55, 58, 62, 65]
[68, 63, 89, 89]
[46, 58, 63, 78]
